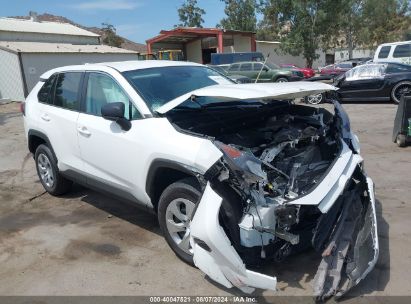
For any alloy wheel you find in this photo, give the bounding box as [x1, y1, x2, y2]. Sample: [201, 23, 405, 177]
[37, 153, 54, 188]
[165, 198, 196, 255]
[306, 93, 323, 105]
[394, 83, 411, 103]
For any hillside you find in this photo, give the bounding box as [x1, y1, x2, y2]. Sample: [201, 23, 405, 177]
[10, 13, 147, 53]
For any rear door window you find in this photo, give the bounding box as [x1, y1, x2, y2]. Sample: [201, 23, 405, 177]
[38, 74, 57, 104]
[378, 46, 391, 59]
[253, 63, 264, 71]
[53, 72, 82, 110]
[336, 63, 353, 69]
[229, 64, 240, 72]
[393, 44, 411, 58]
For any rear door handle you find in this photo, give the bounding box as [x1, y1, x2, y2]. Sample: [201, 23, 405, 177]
[41, 114, 51, 122]
[77, 126, 91, 137]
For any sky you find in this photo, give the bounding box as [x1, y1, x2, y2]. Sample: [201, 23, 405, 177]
[0, 0, 227, 43]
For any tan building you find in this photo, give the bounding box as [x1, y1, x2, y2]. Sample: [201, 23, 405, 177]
[0, 16, 138, 102]
[146, 27, 256, 64]
[256, 41, 328, 69]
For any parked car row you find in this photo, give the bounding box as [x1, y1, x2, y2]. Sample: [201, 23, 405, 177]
[279, 63, 316, 78]
[210, 61, 306, 83]
[226, 61, 304, 82]
[306, 62, 411, 104]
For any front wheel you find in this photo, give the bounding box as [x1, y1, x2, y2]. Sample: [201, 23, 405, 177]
[391, 81, 411, 104]
[158, 178, 201, 265]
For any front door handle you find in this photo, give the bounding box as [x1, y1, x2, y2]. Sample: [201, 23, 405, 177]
[77, 126, 91, 137]
[41, 114, 51, 122]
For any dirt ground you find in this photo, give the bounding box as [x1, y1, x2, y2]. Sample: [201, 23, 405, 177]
[0, 101, 410, 299]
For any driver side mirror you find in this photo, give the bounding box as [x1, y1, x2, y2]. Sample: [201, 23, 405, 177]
[263, 67, 269, 72]
[101, 102, 131, 131]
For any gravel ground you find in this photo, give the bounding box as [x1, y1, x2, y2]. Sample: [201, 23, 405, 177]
[0, 101, 410, 299]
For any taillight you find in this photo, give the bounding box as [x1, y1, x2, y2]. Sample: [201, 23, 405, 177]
[20, 102, 26, 116]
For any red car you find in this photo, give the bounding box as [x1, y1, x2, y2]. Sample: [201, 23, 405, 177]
[279, 64, 315, 78]
[319, 62, 353, 77]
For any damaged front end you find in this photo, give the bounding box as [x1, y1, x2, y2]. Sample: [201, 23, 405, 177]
[181, 98, 379, 299]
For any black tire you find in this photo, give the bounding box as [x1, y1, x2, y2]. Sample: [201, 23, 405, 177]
[158, 177, 201, 266]
[396, 134, 407, 147]
[391, 81, 411, 104]
[34, 144, 72, 195]
[275, 77, 289, 83]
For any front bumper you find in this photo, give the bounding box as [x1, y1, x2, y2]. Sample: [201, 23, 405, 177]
[190, 168, 378, 297]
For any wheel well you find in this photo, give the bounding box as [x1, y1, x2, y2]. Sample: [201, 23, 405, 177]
[28, 134, 46, 154]
[147, 166, 196, 212]
[391, 81, 411, 101]
[274, 75, 288, 81]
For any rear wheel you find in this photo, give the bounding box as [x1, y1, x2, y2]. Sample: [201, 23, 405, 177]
[275, 77, 289, 83]
[391, 81, 411, 104]
[35, 144, 72, 195]
[158, 178, 201, 265]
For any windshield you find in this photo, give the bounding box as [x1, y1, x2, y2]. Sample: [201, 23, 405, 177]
[122, 66, 234, 112]
[345, 64, 386, 80]
[266, 61, 280, 69]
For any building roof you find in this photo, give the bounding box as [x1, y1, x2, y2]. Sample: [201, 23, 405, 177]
[147, 27, 255, 45]
[0, 17, 100, 37]
[0, 41, 138, 54]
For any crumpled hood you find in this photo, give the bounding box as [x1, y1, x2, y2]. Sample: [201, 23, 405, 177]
[156, 81, 338, 114]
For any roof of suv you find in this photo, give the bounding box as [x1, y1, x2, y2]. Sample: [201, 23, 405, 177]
[100, 60, 202, 72]
[40, 60, 203, 79]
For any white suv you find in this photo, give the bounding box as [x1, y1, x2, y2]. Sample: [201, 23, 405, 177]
[23, 60, 378, 299]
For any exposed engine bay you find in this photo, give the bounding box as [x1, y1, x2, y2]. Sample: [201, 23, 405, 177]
[166, 98, 378, 299]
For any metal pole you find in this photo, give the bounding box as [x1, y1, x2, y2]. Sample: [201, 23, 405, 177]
[255, 53, 270, 83]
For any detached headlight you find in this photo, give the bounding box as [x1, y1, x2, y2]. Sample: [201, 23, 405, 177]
[215, 142, 267, 183]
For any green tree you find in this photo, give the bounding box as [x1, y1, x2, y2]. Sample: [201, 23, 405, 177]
[258, 0, 339, 67]
[335, 0, 362, 59]
[337, 0, 411, 58]
[177, 0, 206, 27]
[218, 0, 257, 32]
[101, 23, 124, 48]
[358, 0, 411, 47]
[257, 0, 411, 65]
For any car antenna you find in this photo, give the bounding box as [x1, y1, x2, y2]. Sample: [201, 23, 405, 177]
[255, 53, 270, 83]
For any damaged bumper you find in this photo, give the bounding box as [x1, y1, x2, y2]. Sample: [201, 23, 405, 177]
[190, 183, 277, 293]
[190, 166, 378, 297]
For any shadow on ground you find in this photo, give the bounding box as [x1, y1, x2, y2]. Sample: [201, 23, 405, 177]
[26, 174, 390, 299]
[61, 184, 161, 237]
